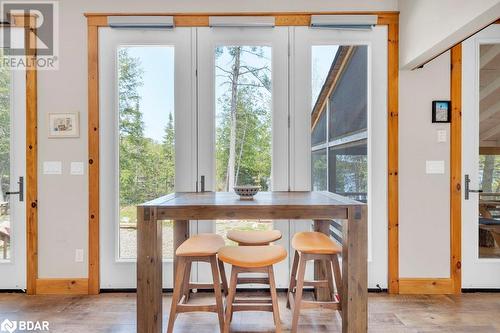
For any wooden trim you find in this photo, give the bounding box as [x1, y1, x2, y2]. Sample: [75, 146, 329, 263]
[450, 44, 462, 294]
[84, 11, 399, 27]
[25, 15, 38, 296]
[36, 278, 89, 295]
[479, 147, 500, 155]
[399, 278, 454, 294]
[387, 19, 399, 294]
[88, 23, 100, 295]
[86, 11, 400, 295]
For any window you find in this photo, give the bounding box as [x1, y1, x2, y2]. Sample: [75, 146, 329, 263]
[311, 45, 368, 201]
[117, 46, 175, 259]
[0, 54, 11, 260]
[214, 45, 273, 243]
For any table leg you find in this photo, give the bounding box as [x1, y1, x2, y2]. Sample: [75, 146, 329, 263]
[313, 220, 332, 301]
[341, 206, 368, 333]
[137, 206, 162, 333]
[173, 220, 190, 288]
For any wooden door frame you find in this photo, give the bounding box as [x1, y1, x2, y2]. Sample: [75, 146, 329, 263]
[85, 11, 400, 295]
[8, 14, 38, 295]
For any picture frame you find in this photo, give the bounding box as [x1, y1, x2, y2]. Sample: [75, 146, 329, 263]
[48, 112, 80, 138]
[432, 100, 451, 123]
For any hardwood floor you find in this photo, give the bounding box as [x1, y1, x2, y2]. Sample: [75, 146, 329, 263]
[0, 291, 499, 332]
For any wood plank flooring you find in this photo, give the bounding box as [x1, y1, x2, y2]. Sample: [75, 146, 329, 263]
[0, 292, 499, 332]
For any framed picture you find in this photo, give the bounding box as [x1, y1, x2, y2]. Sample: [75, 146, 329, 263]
[432, 101, 451, 123]
[48, 112, 80, 138]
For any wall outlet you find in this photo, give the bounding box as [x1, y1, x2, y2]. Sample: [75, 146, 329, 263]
[75, 249, 84, 263]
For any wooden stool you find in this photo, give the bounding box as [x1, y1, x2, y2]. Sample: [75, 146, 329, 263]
[218, 245, 287, 333]
[167, 233, 228, 333]
[226, 230, 282, 246]
[287, 231, 342, 333]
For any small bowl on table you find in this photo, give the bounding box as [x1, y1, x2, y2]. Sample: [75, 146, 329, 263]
[233, 186, 261, 200]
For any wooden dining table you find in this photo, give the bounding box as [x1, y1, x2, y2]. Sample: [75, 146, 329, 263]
[137, 191, 367, 333]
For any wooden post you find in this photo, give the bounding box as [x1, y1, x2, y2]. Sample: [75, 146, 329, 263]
[137, 206, 162, 333]
[173, 220, 190, 284]
[342, 206, 368, 333]
[313, 220, 331, 301]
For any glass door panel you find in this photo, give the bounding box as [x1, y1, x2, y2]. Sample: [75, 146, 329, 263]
[197, 27, 290, 286]
[463, 24, 500, 288]
[0, 43, 26, 289]
[99, 27, 196, 288]
[214, 45, 274, 243]
[293, 26, 388, 288]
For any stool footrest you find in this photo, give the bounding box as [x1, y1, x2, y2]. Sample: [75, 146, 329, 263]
[188, 283, 216, 289]
[233, 297, 272, 304]
[232, 304, 274, 312]
[237, 277, 270, 285]
[288, 291, 340, 311]
[303, 279, 329, 287]
[176, 303, 218, 313]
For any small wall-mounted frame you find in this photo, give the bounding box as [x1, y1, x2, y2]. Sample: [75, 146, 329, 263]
[48, 112, 80, 138]
[432, 100, 451, 123]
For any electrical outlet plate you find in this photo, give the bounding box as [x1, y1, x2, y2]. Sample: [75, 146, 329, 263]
[43, 161, 62, 175]
[75, 249, 84, 263]
[70, 162, 84, 175]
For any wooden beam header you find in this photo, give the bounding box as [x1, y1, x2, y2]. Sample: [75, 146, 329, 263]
[85, 11, 399, 27]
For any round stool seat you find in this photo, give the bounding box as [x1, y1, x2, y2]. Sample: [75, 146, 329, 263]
[176, 233, 225, 257]
[227, 229, 282, 245]
[292, 231, 342, 254]
[218, 245, 287, 268]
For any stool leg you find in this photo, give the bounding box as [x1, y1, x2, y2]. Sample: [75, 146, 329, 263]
[218, 258, 229, 297]
[181, 260, 191, 303]
[268, 265, 282, 333]
[223, 266, 239, 333]
[286, 250, 299, 309]
[210, 256, 225, 333]
[331, 254, 342, 305]
[291, 255, 307, 333]
[324, 259, 335, 301]
[167, 256, 187, 333]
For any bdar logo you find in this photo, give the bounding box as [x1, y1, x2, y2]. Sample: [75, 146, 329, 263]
[0, 319, 17, 333]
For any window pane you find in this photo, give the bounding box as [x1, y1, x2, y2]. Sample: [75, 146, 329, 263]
[478, 43, 500, 259]
[0, 55, 11, 261]
[329, 46, 368, 141]
[312, 149, 327, 191]
[312, 111, 327, 146]
[117, 46, 175, 259]
[328, 143, 367, 203]
[214, 45, 273, 243]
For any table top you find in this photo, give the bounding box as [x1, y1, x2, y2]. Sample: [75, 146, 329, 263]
[141, 191, 363, 208]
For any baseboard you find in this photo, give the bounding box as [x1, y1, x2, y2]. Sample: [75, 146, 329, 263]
[36, 278, 89, 295]
[399, 278, 455, 294]
[462, 288, 500, 293]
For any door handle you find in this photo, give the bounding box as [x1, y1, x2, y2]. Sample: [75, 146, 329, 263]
[464, 174, 482, 200]
[6, 176, 23, 202]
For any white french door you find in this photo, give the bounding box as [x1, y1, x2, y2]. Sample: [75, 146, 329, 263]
[99, 24, 389, 290]
[462, 24, 500, 288]
[0, 49, 27, 289]
[196, 27, 291, 287]
[291, 26, 388, 289]
[99, 27, 196, 288]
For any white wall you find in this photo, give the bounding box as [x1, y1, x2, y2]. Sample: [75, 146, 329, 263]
[399, 0, 500, 69]
[399, 51, 451, 278]
[37, 0, 398, 278]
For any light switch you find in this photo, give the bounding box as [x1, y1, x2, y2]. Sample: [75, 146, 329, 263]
[426, 160, 445, 174]
[437, 129, 447, 143]
[70, 162, 84, 175]
[43, 161, 62, 175]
